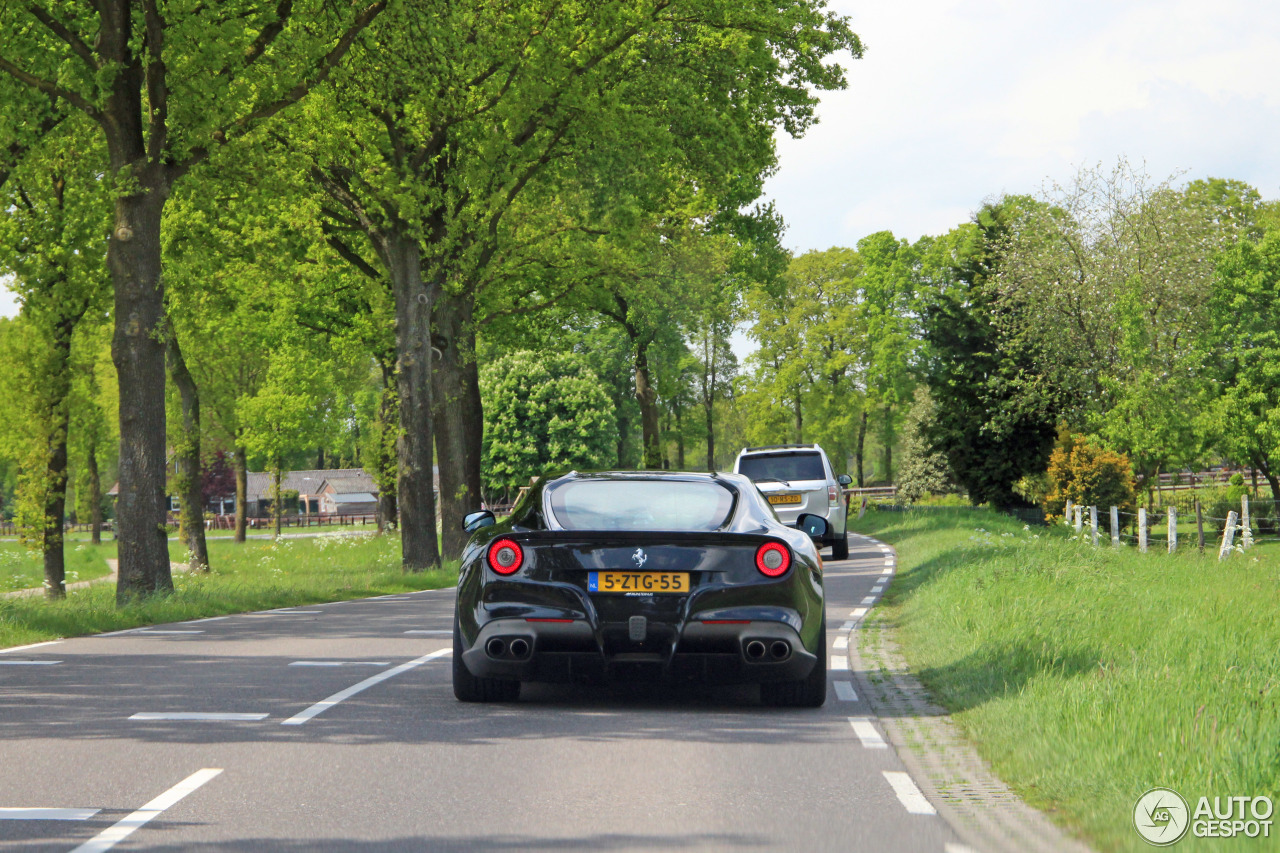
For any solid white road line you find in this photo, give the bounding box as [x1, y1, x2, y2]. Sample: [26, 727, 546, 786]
[135, 630, 203, 635]
[404, 629, 452, 634]
[281, 648, 451, 725]
[0, 660, 60, 665]
[848, 717, 887, 749]
[833, 636, 849, 650]
[0, 640, 62, 654]
[833, 682, 858, 702]
[129, 713, 268, 722]
[883, 770, 937, 815]
[831, 655, 849, 671]
[0, 808, 99, 820]
[70, 768, 222, 853]
[850, 607, 868, 618]
[184, 616, 228, 624]
[289, 661, 391, 667]
[269, 609, 323, 614]
[860, 596, 876, 605]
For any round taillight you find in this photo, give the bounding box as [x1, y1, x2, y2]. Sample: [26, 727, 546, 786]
[755, 542, 791, 577]
[487, 539, 524, 575]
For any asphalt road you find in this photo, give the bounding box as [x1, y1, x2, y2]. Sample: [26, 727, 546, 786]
[1, 534, 977, 853]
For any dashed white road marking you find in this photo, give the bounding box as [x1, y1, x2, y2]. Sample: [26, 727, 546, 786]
[860, 596, 876, 605]
[0, 808, 99, 820]
[848, 717, 887, 749]
[0, 640, 62, 654]
[883, 558, 895, 565]
[70, 768, 222, 853]
[281, 648, 451, 725]
[129, 713, 268, 722]
[882, 568, 893, 575]
[883, 770, 937, 814]
[404, 629, 452, 635]
[833, 682, 858, 701]
[831, 654, 849, 671]
[289, 661, 391, 667]
[833, 636, 849, 650]
[0, 660, 60, 666]
[945, 844, 981, 853]
[850, 607, 868, 618]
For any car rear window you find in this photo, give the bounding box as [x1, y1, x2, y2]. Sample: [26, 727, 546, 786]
[738, 452, 825, 483]
[548, 480, 736, 531]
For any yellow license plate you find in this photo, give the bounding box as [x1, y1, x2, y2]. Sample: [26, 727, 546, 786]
[589, 571, 689, 593]
[768, 494, 802, 505]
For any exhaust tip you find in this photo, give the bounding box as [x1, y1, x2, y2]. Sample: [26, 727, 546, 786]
[745, 640, 767, 660]
[485, 638, 506, 658]
[770, 641, 791, 660]
[509, 638, 530, 658]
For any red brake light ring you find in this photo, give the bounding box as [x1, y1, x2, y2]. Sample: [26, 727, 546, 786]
[487, 538, 524, 575]
[755, 541, 792, 578]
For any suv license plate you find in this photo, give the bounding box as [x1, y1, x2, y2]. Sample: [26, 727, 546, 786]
[768, 494, 802, 505]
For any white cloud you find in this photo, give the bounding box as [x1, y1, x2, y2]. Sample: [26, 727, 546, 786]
[767, 0, 1280, 252]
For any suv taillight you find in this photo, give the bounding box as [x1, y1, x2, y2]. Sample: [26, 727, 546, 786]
[828, 485, 839, 507]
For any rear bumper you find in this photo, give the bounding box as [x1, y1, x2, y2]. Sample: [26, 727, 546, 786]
[461, 617, 817, 685]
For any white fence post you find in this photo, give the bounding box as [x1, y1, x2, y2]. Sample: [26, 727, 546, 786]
[1074, 505, 1083, 533]
[1241, 495, 1252, 549]
[1064, 499, 1074, 526]
[1138, 508, 1148, 553]
[1167, 506, 1177, 553]
[1089, 506, 1098, 546]
[1219, 511, 1239, 560]
[1110, 506, 1120, 545]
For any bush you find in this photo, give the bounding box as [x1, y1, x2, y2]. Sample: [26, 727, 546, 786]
[1044, 430, 1136, 524]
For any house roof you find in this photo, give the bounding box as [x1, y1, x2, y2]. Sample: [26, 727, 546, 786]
[245, 468, 377, 502]
[319, 474, 378, 495]
[332, 492, 378, 504]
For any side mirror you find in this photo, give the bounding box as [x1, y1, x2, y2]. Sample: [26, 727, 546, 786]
[462, 510, 496, 533]
[796, 513, 829, 540]
[837, 474, 852, 486]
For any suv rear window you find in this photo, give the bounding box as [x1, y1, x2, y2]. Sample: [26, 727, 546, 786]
[548, 479, 736, 531]
[738, 452, 825, 483]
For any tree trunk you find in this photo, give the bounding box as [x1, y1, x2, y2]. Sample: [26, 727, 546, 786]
[673, 402, 685, 470]
[234, 444, 248, 543]
[793, 393, 803, 444]
[87, 436, 102, 546]
[108, 179, 173, 604]
[374, 359, 398, 535]
[271, 463, 283, 539]
[635, 344, 661, 469]
[166, 328, 209, 571]
[387, 233, 441, 571]
[881, 405, 894, 483]
[317, 446, 325, 469]
[39, 316, 78, 598]
[855, 409, 867, 488]
[432, 291, 484, 561]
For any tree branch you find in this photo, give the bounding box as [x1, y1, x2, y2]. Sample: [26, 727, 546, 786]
[27, 3, 98, 70]
[0, 107, 66, 189]
[243, 0, 294, 68]
[0, 55, 100, 119]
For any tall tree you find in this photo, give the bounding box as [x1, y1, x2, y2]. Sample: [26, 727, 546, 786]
[0, 0, 384, 601]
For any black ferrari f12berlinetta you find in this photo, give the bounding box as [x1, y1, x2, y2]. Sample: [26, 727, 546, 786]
[452, 470, 828, 706]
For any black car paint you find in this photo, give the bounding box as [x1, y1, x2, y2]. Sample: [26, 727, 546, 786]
[454, 471, 825, 685]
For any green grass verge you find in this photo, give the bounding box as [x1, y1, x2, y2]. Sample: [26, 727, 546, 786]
[0, 532, 455, 649]
[0, 541, 115, 592]
[852, 507, 1280, 853]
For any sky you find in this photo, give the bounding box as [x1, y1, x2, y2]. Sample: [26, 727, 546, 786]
[4, 0, 1278, 319]
[765, 0, 1280, 254]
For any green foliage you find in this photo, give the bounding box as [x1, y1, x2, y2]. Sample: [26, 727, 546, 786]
[896, 387, 956, 502]
[480, 351, 618, 498]
[1045, 430, 1137, 519]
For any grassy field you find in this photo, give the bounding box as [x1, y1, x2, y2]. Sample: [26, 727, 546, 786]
[0, 541, 115, 592]
[0, 532, 456, 649]
[852, 507, 1280, 852]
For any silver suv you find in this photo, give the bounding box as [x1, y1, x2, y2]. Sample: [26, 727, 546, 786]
[733, 444, 851, 560]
